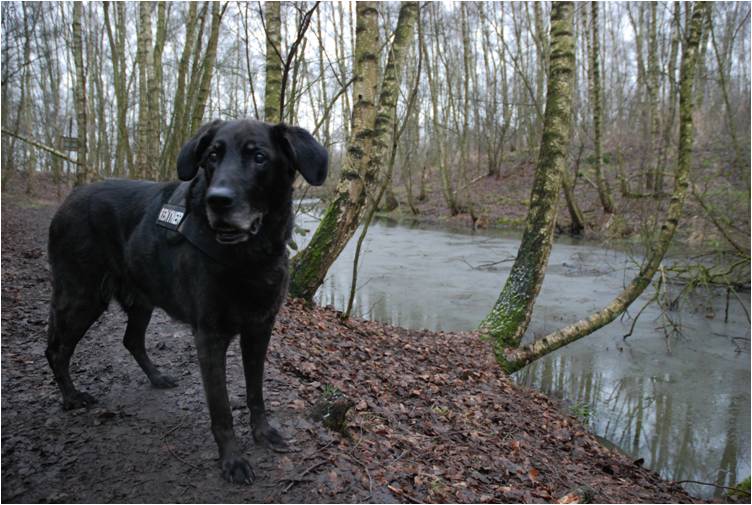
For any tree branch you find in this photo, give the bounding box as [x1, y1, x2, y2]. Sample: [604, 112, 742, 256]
[2, 128, 80, 166]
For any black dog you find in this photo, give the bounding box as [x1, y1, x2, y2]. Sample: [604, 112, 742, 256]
[45, 119, 327, 484]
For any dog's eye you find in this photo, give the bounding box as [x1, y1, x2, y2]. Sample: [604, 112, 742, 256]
[208, 152, 218, 162]
[254, 152, 266, 164]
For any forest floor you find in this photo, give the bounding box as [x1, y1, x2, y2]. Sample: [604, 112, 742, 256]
[1, 177, 707, 503]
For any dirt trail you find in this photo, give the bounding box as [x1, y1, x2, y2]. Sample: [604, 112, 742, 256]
[1, 190, 699, 503]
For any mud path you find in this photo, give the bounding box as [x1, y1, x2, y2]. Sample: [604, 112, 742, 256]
[1, 195, 369, 503]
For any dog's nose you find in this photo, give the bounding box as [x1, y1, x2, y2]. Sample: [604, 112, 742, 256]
[206, 187, 235, 210]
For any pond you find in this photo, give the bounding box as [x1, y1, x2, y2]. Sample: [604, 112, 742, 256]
[293, 202, 751, 499]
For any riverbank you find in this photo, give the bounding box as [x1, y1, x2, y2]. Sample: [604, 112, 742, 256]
[0, 185, 720, 502]
[367, 154, 749, 256]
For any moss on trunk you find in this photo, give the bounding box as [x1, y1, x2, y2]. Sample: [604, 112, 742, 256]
[289, 2, 418, 300]
[479, 2, 575, 351]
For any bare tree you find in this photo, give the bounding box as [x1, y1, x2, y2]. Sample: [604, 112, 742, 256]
[71, 2, 88, 185]
[479, 1, 576, 355]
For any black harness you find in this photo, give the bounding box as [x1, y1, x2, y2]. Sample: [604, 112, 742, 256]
[155, 182, 239, 264]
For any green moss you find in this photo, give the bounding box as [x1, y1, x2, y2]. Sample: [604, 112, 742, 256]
[569, 402, 594, 423]
[289, 196, 344, 299]
[727, 476, 750, 501]
[479, 278, 530, 350]
[495, 216, 525, 227]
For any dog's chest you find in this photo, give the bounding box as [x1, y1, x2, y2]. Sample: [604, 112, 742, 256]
[197, 262, 288, 326]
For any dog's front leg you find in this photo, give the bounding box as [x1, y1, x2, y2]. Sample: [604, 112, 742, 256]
[241, 322, 288, 451]
[195, 330, 254, 484]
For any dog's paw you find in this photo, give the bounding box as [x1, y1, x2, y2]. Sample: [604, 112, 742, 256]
[253, 424, 289, 452]
[62, 391, 98, 410]
[221, 456, 255, 485]
[149, 373, 178, 389]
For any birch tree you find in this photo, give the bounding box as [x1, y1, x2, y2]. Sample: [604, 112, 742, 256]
[495, 1, 710, 373]
[263, 1, 282, 123]
[71, 2, 88, 185]
[289, 2, 419, 300]
[479, 1, 576, 351]
[588, 2, 614, 214]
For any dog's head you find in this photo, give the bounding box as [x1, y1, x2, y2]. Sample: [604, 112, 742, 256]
[176, 119, 328, 245]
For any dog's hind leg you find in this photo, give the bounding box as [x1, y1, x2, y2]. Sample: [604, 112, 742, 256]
[122, 305, 178, 388]
[46, 293, 107, 410]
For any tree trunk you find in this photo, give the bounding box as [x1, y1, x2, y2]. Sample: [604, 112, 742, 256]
[422, 5, 459, 216]
[647, 2, 660, 194]
[71, 2, 88, 185]
[184, 3, 208, 134]
[589, 2, 615, 214]
[189, 2, 223, 133]
[159, 2, 199, 179]
[658, 2, 681, 192]
[135, 2, 151, 179]
[147, 1, 166, 179]
[626, 3, 650, 189]
[562, 142, 586, 234]
[289, 2, 419, 300]
[498, 1, 708, 373]
[20, 3, 35, 193]
[457, 3, 475, 215]
[316, 8, 331, 148]
[479, 2, 575, 350]
[92, 21, 109, 178]
[709, 7, 746, 175]
[333, 3, 352, 141]
[532, 2, 548, 148]
[103, 2, 132, 177]
[263, 1, 282, 123]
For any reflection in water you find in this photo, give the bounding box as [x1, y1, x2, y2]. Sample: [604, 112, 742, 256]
[294, 206, 751, 498]
[517, 350, 750, 498]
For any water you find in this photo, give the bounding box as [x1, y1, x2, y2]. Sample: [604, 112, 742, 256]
[293, 203, 751, 498]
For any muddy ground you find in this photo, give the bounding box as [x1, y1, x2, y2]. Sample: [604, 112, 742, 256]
[2, 183, 701, 503]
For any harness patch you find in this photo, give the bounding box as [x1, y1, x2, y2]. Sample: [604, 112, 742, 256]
[156, 204, 186, 230]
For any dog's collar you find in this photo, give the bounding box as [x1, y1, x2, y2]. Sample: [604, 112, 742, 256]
[156, 182, 244, 264]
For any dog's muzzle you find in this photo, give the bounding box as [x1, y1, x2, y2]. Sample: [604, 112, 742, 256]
[212, 211, 263, 245]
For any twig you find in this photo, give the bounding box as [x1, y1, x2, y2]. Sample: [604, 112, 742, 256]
[388, 449, 408, 466]
[282, 460, 328, 493]
[161, 419, 185, 439]
[161, 419, 200, 470]
[303, 439, 336, 460]
[674, 479, 751, 495]
[342, 454, 373, 499]
[454, 174, 486, 193]
[2, 127, 80, 165]
[459, 257, 516, 270]
[387, 484, 424, 504]
[163, 442, 200, 470]
[691, 184, 749, 256]
[312, 77, 356, 137]
[293, 186, 312, 216]
[729, 288, 751, 323]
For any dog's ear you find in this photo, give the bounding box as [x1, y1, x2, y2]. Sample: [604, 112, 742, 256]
[272, 124, 328, 186]
[176, 119, 225, 181]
